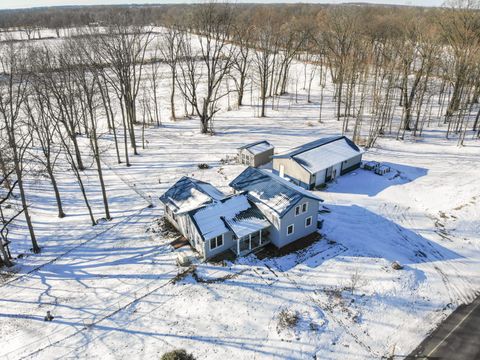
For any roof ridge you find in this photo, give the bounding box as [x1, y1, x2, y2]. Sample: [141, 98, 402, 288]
[272, 135, 346, 159]
[295, 136, 344, 156]
[290, 136, 345, 158]
[249, 168, 323, 202]
[257, 168, 314, 195]
[188, 192, 247, 215]
[238, 140, 271, 150]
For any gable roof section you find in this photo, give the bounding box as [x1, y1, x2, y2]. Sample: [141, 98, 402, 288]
[223, 205, 271, 239]
[238, 140, 274, 155]
[273, 136, 363, 174]
[229, 167, 322, 217]
[189, 194, 270, 241]
[159, 176, 226, 214]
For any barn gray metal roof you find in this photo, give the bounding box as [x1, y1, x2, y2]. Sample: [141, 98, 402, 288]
[229, 167, 322, 217]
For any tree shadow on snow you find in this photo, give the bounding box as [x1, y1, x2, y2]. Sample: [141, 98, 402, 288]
[323, 204, 462, 266]
[256, 202, 461, 277]
[326, 164, 428, 197]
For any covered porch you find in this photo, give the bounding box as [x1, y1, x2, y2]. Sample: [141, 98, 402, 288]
[222, 204, 272, 257]
[234, 228, 270, 256]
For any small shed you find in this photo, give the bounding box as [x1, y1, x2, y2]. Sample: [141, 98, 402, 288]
[237, 140, 274, 168]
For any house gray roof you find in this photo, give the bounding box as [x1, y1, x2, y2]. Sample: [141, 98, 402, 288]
[272, 136, 363, 174]
[229, 167, 322, 217]
[223, 205, 271, 239]
[189, 193, 270, 240]
[159, 176, 226, 214]
[238, 140, 274, 155]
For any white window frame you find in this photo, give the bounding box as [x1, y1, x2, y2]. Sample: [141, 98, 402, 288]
[287, 224, 294, 236]
[209, 234, 224, 251]
[302, 202, 308, 213]
[295, 206, 300, 216]
[305, 216, 313, 227]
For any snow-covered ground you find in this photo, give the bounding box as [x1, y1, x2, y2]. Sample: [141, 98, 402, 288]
[1, 33, 480, 359]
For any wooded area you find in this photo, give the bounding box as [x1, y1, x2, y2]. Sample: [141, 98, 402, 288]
[1, 0, 479, 267]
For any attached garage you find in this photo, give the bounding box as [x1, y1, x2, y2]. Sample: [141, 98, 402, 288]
[272, 136, 364, 189]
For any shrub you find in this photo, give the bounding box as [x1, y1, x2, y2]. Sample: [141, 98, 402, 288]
[177, 253, 192, 267]
[391, 261, 404, 270]
[277, 309, 299, 330]
[161, 349, 196, 360]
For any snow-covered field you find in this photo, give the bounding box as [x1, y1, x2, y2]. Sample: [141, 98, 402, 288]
[1, 33, 480, 359]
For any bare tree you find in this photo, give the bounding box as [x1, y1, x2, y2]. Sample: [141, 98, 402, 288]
[0, 43, 40, 253]
[252, 20, 276, 118]
[94, 24, 153, 157]
[231, 20, 253, 107]
[24, 80, 66, 218]
[0, 170, 19, 267]
[160, 26, 182, 120]
[176, 2, 236, 133]
[68, 39, 112, 220]
[440, 0, 480, 121]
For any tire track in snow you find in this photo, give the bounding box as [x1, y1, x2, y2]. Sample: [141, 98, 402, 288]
[397, 206, 476, 305]
[266, 252, 381, 359]
[14, 266, 192, 360]
[285, 271, 381, 358]
[1, 149, 160, 290]
[100, 157, 154, 206]
[0, 206, 152, 289]
[380, 203, 476, 305]
[17, 266, 245, 360]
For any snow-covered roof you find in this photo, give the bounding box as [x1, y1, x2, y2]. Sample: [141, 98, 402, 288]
[224, 206, 271, 239]
[273, 136, 363, 174]
[190, 194, 270, 240]
[229, 167, 322, 217]
[159, 176, 226, 214]
[238, 140, 274, 155]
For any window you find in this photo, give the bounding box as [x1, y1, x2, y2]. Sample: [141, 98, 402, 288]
[305, 216, 312, 227]
[287, 224, 294, 236]
[296, 203, 308, 216]
[302, 203, 308, 213]
[210, 235, 224, 250]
